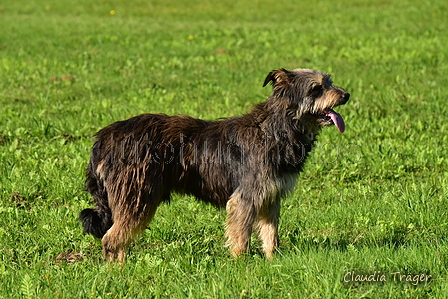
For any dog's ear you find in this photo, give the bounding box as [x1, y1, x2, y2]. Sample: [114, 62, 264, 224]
[263, 68, 292, 87]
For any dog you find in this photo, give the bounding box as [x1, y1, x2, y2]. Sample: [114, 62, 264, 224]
[79, 68, 350, 262]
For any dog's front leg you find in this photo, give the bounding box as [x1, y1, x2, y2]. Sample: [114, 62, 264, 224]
[256, 198, 280, 260]
[225, 190, 257, 257]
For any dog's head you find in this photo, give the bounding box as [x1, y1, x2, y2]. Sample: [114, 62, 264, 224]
[263, 68, 350, 133]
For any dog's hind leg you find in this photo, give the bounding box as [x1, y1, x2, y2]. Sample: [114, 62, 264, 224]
[256, 198, 280, 260]
[102, 193, 161, 263]
[225, 190, 257, 257]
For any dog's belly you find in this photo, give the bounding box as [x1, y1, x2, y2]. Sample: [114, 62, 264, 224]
[174, 164, 236, 208]
[176, 163, 299, 209]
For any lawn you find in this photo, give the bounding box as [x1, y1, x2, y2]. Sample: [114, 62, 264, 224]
[1, 0, 448, 297]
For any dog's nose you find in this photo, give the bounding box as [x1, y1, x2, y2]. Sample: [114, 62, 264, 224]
[341, 92, 350, 104]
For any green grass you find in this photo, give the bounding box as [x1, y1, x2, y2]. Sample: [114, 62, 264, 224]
[1, 0, 448, 297]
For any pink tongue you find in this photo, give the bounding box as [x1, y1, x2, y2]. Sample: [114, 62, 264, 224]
[325, 110, 345, 133]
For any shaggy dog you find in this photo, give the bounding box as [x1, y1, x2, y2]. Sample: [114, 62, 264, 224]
[79, 68, 350, 262]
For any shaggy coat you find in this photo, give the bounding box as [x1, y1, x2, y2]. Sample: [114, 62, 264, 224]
[79, 68, 350, 262]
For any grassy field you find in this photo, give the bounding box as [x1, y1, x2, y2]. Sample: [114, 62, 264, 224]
[1, 0, 448, 297]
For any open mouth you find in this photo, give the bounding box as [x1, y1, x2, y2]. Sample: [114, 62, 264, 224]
[317, 109, 345, 133]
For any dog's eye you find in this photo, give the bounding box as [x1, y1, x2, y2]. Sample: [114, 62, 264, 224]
[308, 85, 323, 97]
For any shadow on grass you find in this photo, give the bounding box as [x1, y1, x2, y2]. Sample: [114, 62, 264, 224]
[285, 225, 443, 253]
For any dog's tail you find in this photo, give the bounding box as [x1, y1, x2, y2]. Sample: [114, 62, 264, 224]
[79, 208, 112, 239]
[79, 161, 113, 239]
